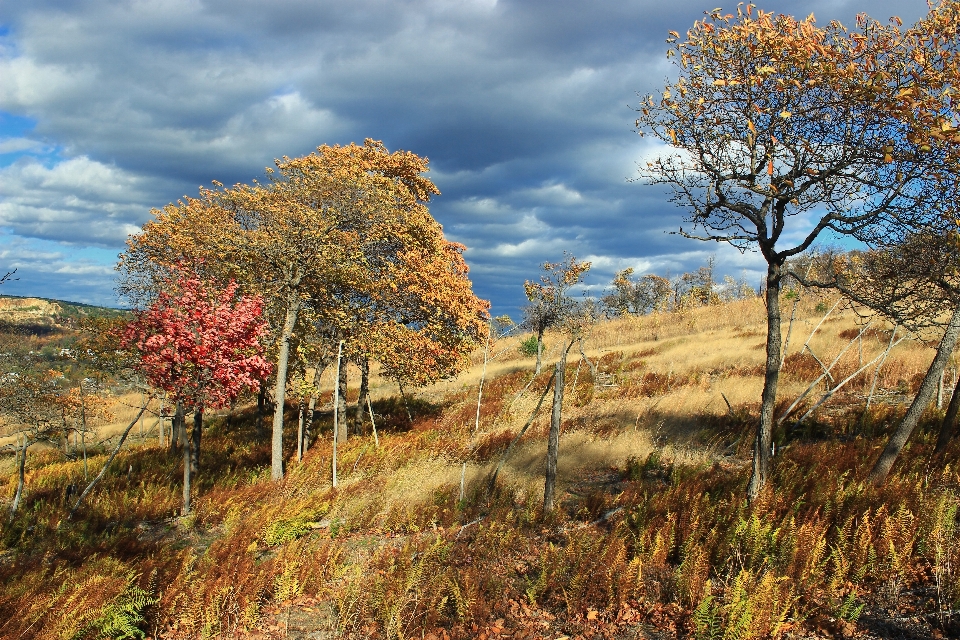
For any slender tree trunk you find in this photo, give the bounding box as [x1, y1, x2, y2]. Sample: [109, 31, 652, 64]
[158, 396, 166, 448]
[935, 371, 960, 456]
[355, 356, 370, 435]
[304, 364, 321, 452]
[398, 380, 413, 424]
[747, 262, 783, 503]
[170, 402, 184, 454]
[368, 396, 379, 447]
[870, 305, 960, 484]
[862, 325, 899, 426]
[535, 327, 545, 375]
[139, 388, 145, 438]
[61, 409, 69, 455]
[543, 341, 572, 515]
[304, 394, 318, 449]
[272, 298, 301, 480]
[333, 341, 343, 488]
[257, 382, 267, 438]
[577, 338, 598, 389]
[191, 406, 202, 475]
[297, 397, 306, 463]
[475, 325, 491, 433]
[182, 423, 192, 515]
[9, 434, 29, 521]
[488, 369, 556, 496]
[79, 382, 89, 480]
[67, 404, 149, 521]
[337, 355, 348, 443]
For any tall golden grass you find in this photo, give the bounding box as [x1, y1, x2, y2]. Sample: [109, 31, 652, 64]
[0, 293, 955, 639]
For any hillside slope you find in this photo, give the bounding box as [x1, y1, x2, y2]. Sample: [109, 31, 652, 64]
[0, 296, 955, 640]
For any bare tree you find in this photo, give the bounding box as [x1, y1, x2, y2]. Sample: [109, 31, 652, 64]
[635, 8, 944, 500]
[795, 230, 960, 483]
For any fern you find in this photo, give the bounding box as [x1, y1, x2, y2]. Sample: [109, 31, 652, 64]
[836, 592, 864, 623]
[692, 581, 722, 640]
[84, 583, 157, 640]
[262, 514, 315, 546]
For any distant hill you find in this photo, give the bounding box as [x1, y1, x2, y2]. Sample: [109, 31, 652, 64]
[0, 294, 127, 331]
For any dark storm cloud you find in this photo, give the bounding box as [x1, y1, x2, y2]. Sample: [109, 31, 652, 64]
[0, 0, 928, 310]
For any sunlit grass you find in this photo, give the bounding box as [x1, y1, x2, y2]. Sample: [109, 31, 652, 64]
[0, 294, 955, 639]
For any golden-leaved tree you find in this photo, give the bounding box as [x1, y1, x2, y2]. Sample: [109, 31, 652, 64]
[635, 5, 957, 500]
[121, 139, 488, 479]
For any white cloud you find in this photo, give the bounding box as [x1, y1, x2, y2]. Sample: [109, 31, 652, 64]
[0, 138, 44, 154]
[0, 0, 928, 312]
[0, 156, 157, 245]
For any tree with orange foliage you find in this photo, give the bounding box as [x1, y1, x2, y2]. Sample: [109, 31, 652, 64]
[521, 254, 592, 514]
[523, 254, 591, 376]
[635, 5, 956, 500]
[121, 140, 488, 479]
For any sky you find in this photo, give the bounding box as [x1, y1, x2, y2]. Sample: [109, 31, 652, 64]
[0, 0, 929, 316]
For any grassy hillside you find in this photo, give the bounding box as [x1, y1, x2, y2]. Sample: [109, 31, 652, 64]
[1, 295, 957, 639]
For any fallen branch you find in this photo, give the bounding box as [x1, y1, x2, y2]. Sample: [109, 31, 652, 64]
[793, 334, 906, 426]
[778, 321, 873, 425]
[456, 517, 483, 539]
[487, 369, 557, 496]
[66, 402, 149, 521]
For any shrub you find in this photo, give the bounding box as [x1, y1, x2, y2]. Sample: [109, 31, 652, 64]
[518, 335, 539, 357]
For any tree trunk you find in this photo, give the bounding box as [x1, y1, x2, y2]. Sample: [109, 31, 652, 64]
[368, 395, 379, 447]
[271, 298, 301, 480]
[578, 338, 599, 389]
[79, 382, 89, 480]
[337, 355, 348, 443]
[297, 397, 306, 463]
[333, 341, 343, 488]
[9, 435, 29, 520]
[935, 370, 960, 455]
[158, 396, 166, 448]
[61, 409, 69, 455]
[191, 406, 202, 475]
[870, 304, 960, 484]
[398, 380, 413, 424]
[305, 394, 318, 449]
[355, 356, 370, 435]
[543, 342, 571, 515]
[488, 368, 556, 496]
[535, 327, 545, 375]
[257, 382, 267, 438]
[747, 262, 783, 503]
[475, 326, 491, 433]
[304, 364, 321, 452]
[170, 401, 184, 454]
[182, 422, 192, 515]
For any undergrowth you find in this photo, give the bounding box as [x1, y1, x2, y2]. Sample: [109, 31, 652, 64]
[1, 300, 957, 639]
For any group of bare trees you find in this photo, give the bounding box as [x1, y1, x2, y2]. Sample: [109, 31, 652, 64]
[601, 257, 756, 318]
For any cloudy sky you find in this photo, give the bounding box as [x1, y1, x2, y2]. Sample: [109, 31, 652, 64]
[0, 0, 928, 315]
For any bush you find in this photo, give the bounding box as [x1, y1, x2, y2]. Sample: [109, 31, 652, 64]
[518, 336, 539, 357]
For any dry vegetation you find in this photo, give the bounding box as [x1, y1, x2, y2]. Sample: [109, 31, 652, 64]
[2, 294, 958, 639]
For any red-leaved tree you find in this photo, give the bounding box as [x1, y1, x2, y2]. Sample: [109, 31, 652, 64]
[122, 273, 272, 514]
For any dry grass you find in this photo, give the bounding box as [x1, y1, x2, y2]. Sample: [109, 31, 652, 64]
[2, 293, 956, 640]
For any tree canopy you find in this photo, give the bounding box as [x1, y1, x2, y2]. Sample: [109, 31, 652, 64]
[635, 4, 959, 500]
[120, 139, 488, 479]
